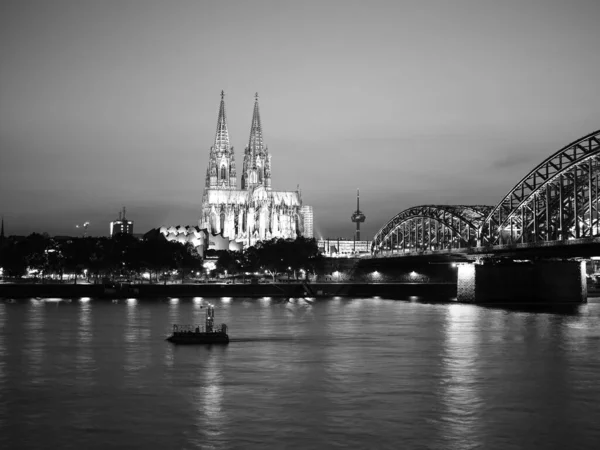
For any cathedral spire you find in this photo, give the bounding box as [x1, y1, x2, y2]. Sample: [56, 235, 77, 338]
[248, 92, 264, 154]
[214, 90, 230, 152]
[206, 91, 236, 189]
[242, 93, 271, 190]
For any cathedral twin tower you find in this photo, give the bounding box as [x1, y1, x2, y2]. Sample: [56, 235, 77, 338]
[200, 92, 303, 247]
[204, 91, 272, 191]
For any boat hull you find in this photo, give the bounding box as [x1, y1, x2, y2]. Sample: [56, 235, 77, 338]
[166, 332, 229, 345]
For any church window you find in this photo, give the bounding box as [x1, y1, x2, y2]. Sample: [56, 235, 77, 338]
[221, 166, 226, 180]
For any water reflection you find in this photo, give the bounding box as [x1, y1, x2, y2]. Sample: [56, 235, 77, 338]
[25, 300, 46, 384]
[323, 299, 365, 388]
[168, 298, 180, 326]
[195, 353, 226, 443]
[1, 298, 600, 449]
[284, 298, 314, 326]
[124, 300, 137, 344]
[163, 341, 175, 371]
[75, 302, 95, 387]
[0, 304, 6, 428]
[124, 299, 151, 387]
[439, 304, 483, 448]
[192, 300, 206, 325]
[164, 300, 180, 369]
[0, 303, 5, 372]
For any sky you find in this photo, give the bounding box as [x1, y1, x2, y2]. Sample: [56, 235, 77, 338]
[1, 0, 599, 240]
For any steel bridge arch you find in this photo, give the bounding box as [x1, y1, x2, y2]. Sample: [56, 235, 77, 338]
[480, 129, 600, 246]
[372, 205, 493, 254]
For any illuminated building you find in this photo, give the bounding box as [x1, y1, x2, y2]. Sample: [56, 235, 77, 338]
[300, 205, 314, 238]
[157, 225, 205, 247]
[200, 92, 304, 248]
[318, 238, 370, 257]
[144, 225, 207, 257]
[110, 207, 133, 236]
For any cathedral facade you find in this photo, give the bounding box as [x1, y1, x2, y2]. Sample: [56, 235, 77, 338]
[199, 92, 303, 248]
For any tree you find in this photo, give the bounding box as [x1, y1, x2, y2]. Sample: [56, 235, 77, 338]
[215, 250, 242, 280]
[0, 240, 28, 278]
[22, 233, 52, 281]
[290, 237, 322, 280]
[138, 238, 198, 284]
[62, 238, 95, 283]
[175, 243, 203, 283]
[241, 246, 260, 274]
[254, 238, 286, 281]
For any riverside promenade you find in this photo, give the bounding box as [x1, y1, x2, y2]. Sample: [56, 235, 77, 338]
[0, 281, 456, 300]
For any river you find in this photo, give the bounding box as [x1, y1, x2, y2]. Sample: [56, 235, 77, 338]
[0, 297, 599, 449]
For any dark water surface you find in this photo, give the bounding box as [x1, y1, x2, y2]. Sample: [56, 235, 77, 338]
[1, 297, 600, 449]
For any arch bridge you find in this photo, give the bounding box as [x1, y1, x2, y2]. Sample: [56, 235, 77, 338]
[373, 129, 600, 255]
[372, 205, 493, 253]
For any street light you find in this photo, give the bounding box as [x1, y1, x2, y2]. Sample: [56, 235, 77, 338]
[76, 221, 90, 237]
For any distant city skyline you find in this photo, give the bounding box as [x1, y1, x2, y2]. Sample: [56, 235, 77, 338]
[1, 0, 600, 240]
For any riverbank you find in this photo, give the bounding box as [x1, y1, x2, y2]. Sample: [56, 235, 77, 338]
[0, 282, 456, 300]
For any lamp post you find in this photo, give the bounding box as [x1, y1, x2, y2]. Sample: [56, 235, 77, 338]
[75, 221, 90, 237]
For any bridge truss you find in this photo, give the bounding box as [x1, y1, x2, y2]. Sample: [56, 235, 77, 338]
[372, 205, 493, 253]
[480, 130, 600, 245]
[372, 129, 600, 254]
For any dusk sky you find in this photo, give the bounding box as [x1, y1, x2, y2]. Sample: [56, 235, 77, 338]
[1, 0, 599, 240]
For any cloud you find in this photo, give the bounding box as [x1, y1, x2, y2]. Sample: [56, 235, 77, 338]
[489, 153, 540, 169]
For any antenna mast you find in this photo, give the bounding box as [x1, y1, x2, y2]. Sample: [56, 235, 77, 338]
[351, 188, 366, 251]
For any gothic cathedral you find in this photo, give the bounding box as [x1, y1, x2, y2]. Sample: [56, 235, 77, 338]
[200, 92, 303, 248]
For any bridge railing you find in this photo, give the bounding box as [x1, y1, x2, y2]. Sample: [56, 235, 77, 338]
[370, 236, 600, 258]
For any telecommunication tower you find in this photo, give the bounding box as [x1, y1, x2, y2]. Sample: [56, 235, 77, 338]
[351, 189, 366, 249]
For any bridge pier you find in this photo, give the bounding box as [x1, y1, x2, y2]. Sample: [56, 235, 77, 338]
[457, 260, 587, 303]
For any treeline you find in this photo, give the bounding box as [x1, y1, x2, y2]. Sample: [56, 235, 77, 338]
[212, 236, 323, 280]
[0, 233, 202, 282]
[0, 233, 323, 283]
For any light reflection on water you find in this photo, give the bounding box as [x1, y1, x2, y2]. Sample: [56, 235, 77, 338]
[75, 302, 94, 387]
[0, 298, 600, 449]
[25, 299, 45, 384]
[124, 300, 151, 386]
[440, 304, 483, 448]
[195, 352, 226, 444]
[0, 304, 5, 428]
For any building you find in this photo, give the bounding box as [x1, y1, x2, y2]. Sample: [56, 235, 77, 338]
[110, 207, 133, 236]
[318, 238, 371, 257]
[300, 205, 314, 238]
[199, 92, 304, 248]
[144, 226, 208, 257]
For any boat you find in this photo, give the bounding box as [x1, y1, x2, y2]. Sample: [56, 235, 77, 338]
[166, 303, 229, 345]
